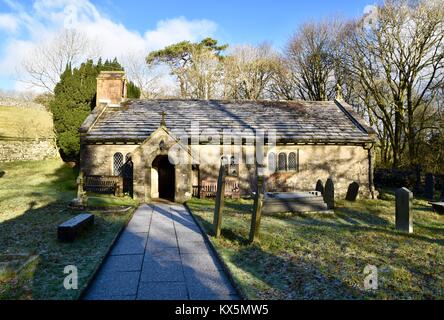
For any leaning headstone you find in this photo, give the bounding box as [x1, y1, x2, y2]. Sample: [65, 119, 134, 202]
[424, 174, 434, 201]
[315, 180, 324, 195]
[345, 182, 360, 201]
[395, 187, 413, 234]
[213, 162, 227, 238]
[324, 178, 335, 210]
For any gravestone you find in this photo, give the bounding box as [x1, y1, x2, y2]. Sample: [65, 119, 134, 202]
[69, 172, 88, 210]
[213, 162, 228, 238]
[424, 174, 434, 201]
[395, 187, 413, 234]
[324, 178, 335, 210]
[346, 182, 360, 201]
[249, 173, 265, 243]
[315, 180, 324, 195]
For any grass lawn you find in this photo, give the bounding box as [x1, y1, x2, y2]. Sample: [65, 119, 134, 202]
[187, 195, 444, 300]
[0, 160, 137, 300]
[0, 106, 54, 139]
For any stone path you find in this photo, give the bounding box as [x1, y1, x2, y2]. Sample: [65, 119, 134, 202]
[84, 203, 239, 300]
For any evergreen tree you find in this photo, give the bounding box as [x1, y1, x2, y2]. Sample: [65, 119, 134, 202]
[127, 81, 141, 99]
[50, 58, 125, 161]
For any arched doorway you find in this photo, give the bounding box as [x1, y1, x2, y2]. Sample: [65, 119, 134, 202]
[152, 155, 175, 201]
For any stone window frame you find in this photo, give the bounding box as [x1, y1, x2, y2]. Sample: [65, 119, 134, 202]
[268, 152, 277, 173]
[221, 155, 239, 177]
[268, 151, 299, 173]
[288, 152, 298, 172]
[278, 152, 287, 172]
[113, 152, 124, 176]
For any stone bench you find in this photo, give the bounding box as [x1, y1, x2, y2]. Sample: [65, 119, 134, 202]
[58, 213, 95, 242]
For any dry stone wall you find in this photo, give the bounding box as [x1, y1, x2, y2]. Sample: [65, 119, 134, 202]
[0, 96, 59, 162]
[0, 139, 59, 162]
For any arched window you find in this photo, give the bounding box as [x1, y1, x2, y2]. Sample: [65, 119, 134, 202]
[288, 152, 297, 171]
[278, 153, 287, 171]
[113, 153, 124, 176]
[125, 153, 132, 163]
[268, 152, 276, 173]
[230, 155, 239, 177]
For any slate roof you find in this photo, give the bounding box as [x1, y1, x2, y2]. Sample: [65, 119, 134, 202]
[80, 99, 375, 144]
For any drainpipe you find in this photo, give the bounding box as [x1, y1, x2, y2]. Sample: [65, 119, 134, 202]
[365, 143, 376, 199]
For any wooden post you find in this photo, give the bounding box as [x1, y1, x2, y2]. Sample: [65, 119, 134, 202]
[249, 171, 265, 243]
[213, 162, 227, 238]
[395, 187, 413, 234]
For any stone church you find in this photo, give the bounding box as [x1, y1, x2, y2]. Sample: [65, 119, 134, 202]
[79, 71, 376, 203]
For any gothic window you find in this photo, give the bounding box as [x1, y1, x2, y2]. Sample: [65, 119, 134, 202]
[268, 152, 276, 173]
[230, 156, 239, 177]
[113, 152, 124, 176]
[288, 152, 298, 171]
[278, 153, 287, 171]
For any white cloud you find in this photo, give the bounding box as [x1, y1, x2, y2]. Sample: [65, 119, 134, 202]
[0, 0, 218, 91]
[0, 13, 19, 32]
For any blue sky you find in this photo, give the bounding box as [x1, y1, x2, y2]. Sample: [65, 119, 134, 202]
[91, 0, 373, 47]
[0, 0, 375, 91]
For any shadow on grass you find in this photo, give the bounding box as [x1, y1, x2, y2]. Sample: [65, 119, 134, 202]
[0, 162, 130, 300]
[188, 198, 444, 299]
[229, 245, 372, 300]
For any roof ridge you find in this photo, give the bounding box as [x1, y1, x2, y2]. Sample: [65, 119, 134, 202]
[334, 100, 375, 135]
[128, 98, 337, 105]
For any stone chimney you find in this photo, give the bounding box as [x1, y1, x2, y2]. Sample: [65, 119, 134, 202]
[96, 71, 127, 107]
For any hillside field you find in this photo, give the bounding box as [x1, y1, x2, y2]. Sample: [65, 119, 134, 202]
[0, 106, 54, 140]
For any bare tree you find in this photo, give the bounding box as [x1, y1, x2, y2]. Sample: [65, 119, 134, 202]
[272, 20, 343, 101]
[185, 46, 224, 99]
[223, 44, 279, 100]
[344, 0, 444, 168]
[122, 52, 164, 99]
[21, 29, 98, 93]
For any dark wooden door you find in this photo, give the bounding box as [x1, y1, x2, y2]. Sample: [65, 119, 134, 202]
[123, 160, 133, 197]
[158, 156, 175, 201]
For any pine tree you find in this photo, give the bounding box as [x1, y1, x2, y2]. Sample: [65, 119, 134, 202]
[127, 81, 141, 99]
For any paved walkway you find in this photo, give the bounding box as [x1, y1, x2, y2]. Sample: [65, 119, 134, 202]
[84, 203, 239, 300]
